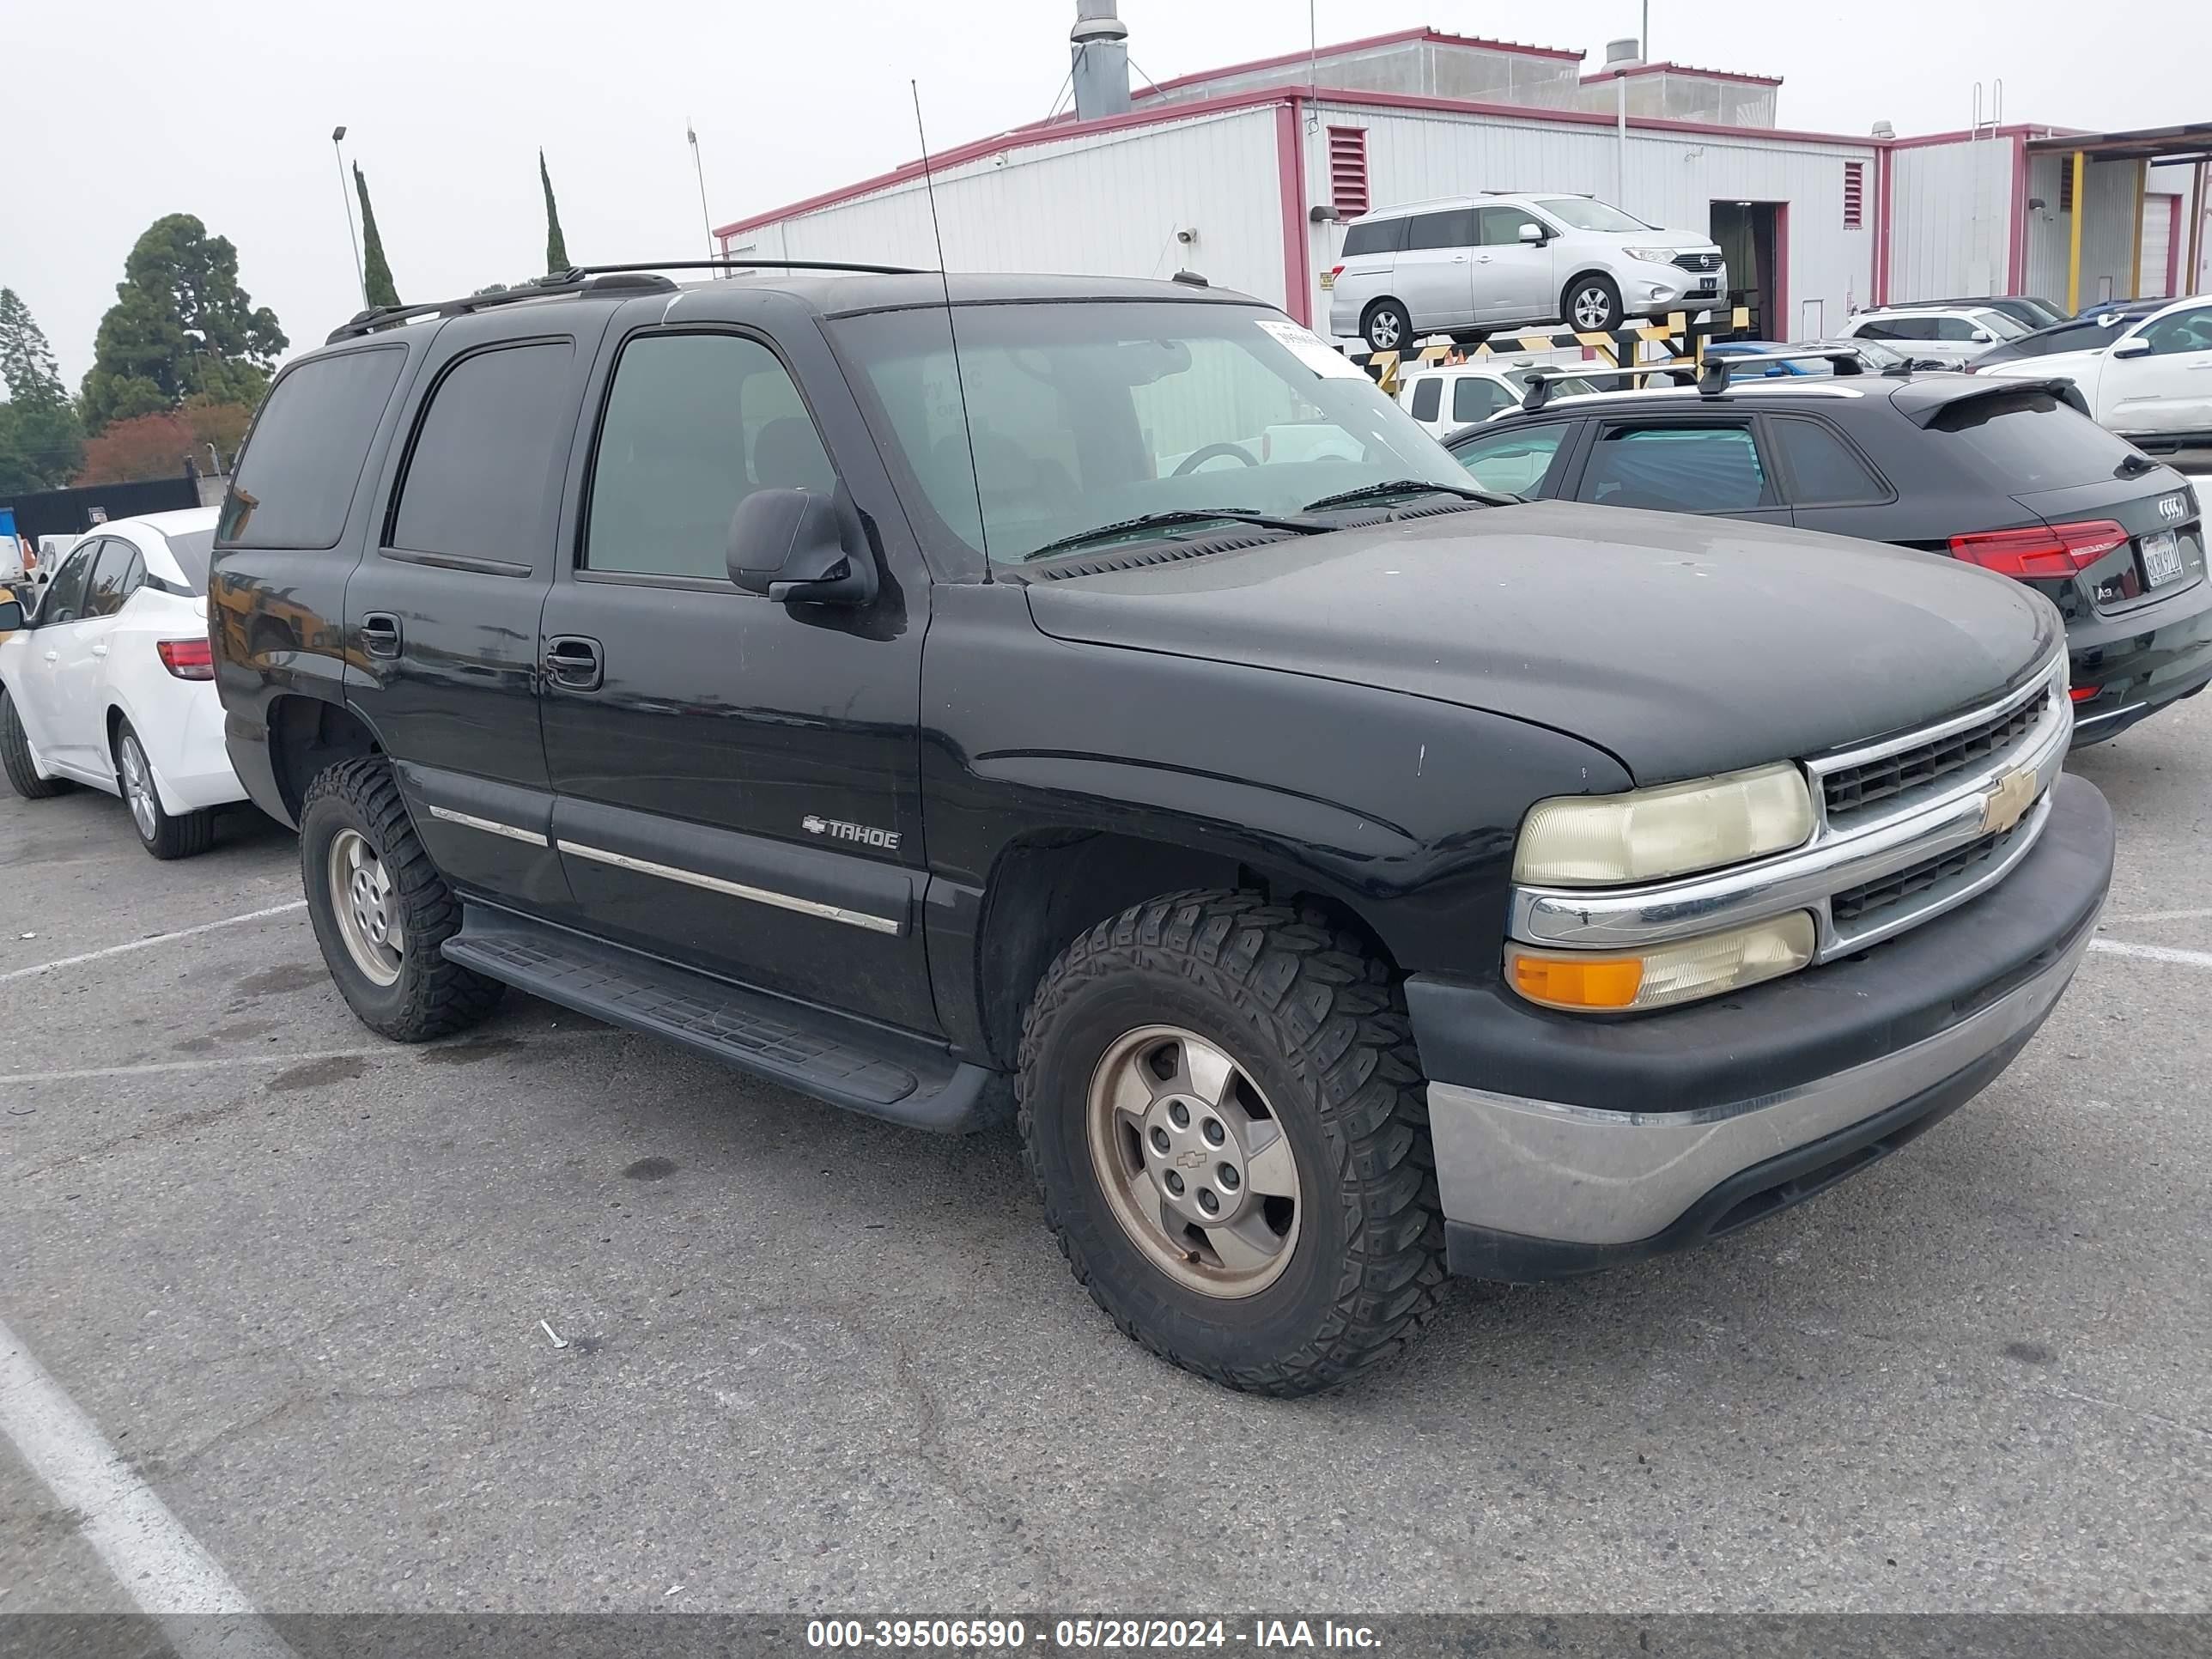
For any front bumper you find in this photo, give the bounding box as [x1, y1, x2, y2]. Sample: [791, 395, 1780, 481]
[2067, 574, 2212, 745]
[1408, 772, 2113, 1281]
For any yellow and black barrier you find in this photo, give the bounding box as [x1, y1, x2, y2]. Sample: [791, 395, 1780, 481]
[1352, 307, 1753, 395]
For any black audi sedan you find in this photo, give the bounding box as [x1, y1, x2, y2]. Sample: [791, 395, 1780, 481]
[1446, 364, 2212, 744]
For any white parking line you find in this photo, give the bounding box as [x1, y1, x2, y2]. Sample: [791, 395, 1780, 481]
[0, 901, 308, 987]
[0, 1314, 297, 1656]
[2089, 938, 2212, 970]
[2103, 906, 2212, 926]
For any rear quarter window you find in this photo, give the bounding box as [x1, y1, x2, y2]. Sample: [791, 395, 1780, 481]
[218, 346, 408, 550]
[1922, 390, 2148, 490]
[387, 341, 575, 568]
[1340, 217, 1406, 257]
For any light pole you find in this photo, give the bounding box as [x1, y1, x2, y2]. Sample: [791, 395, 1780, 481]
[686, 118, 716, 261]
[332, 125, 366, 307]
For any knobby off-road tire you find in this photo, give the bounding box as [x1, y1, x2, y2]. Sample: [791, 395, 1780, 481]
[115, 720, 216, 860]
[300, 756, 502, 1042]
[1018, 890, 1448, 1396]
[0, 688, 66, 799]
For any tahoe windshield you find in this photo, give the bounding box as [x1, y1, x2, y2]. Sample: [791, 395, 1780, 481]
[830, 301, 1470, 564]
[1534, 198, 1655, 233]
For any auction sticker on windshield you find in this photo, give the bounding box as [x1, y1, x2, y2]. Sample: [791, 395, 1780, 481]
[1256, 319, 1368, 380]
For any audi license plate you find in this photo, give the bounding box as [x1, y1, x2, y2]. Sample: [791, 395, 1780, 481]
[2142, 530, 2185, 587]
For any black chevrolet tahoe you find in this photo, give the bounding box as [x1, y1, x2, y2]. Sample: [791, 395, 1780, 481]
[210, 265, 2117, 1395]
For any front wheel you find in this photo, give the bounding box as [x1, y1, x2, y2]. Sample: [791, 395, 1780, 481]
[300, 756, 503, 1041]
[0, 689, 66, 799]
[1018, 891, 1447, 1396]
[115, 720, 215, 860]
[1565, 275, 1625, 332]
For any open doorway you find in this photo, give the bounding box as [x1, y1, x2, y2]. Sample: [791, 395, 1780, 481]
[1710, 201, 1787, 339]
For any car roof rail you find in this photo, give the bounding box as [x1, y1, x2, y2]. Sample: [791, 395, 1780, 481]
[1518, 361, 1697, 412]
[325, 258, 927, 343]
[1694, 349, 1867, 394]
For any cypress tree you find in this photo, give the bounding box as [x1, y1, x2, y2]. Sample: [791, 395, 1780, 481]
[353, 162, 400, 308]
[541, 149, 570, 274]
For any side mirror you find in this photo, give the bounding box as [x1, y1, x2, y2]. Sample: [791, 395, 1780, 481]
[1969, 329, 1993, 343]
[0, 599, 22, 632]
[726, 487, 877, 607]
[1517, 222, 1546, 245]
[2111, 337, 2152, 359]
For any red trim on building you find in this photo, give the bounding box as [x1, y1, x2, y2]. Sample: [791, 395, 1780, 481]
[1579, 61, 1783, 88]
[715, 84, 1888, 241]
[1886, 123, 2057, 152]
[1872, 148, 1891, 305]
[1276, 100, 1310, 326]
[2008, 132, 2030, 293]
[1773, 201, 1790, 337]
[1843, 161, 1865, 228]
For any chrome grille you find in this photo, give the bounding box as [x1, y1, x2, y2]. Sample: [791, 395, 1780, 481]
[1831, 823, 2021, 928]
[1822, 696, 2044, 823]
[1672, 252, 1723, 272]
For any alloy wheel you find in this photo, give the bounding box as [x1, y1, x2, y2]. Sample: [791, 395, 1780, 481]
[1086, 1024, 1302, 1298]
[118, 735, 157, 842]
[328, 827, 404, 987]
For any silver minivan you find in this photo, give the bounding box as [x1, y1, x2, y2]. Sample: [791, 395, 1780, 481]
[1327, 192, 1729, 352]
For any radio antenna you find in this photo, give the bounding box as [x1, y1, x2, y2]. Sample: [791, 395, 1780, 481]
[911, 80, 993, 580]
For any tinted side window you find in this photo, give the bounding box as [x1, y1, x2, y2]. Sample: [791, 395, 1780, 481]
[1929, 316, 1976, 342]
[1476, 207, 1535, 247]
[83, 539, 145, 618]
[1409, 378, 1443, 421]
[1406, 210, 1477, 251]
[1340, 217, 1407, 257]
[586, 332, 837, 580]
[220, 347, 408, 550]
[389, 342, 576, 568]
[1453, 378, 1507, 423]
[2138, 306, 2212, 356]
[1451, 422, 1570, 496]
[1771, 418, 1887, 506]
[39, 543, 97, 624]
[1582, 424, 1769, 513]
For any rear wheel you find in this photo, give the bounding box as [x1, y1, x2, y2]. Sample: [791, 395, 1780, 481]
[1019, 890, 1447, 1396]
[300, 756, 502, 1041]
[1361, 299, 1413, 354]
[115, 720, 215, 860]
[0, 688, 66, 799]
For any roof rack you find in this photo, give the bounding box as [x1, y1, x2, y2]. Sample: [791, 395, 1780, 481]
[1694, 349, 1866, 393]
[325, 258, 927, 343]
[1519, 361, 1698, 412]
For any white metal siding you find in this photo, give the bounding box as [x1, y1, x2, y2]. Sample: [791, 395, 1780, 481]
[1304, 101, 1875, 339]
[1888, 139, 2015, 301]
[2024, 154, 2146, 305]
[723, 107, 1289, 310]
[2142, 194, 2177, 297]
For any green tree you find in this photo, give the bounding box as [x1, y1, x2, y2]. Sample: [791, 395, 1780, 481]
[354, 164, 400, 309]
[0, 288, 84, 489]
[80, 215, 287, 433]
[540, 149, 569, 274]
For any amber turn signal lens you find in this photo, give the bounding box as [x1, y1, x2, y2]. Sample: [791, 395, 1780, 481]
[1510, 952, 1645, 1010]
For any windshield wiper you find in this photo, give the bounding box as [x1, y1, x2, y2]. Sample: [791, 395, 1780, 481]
[1022, 508, 1331, 562]
[1302, 478, 1518, 512]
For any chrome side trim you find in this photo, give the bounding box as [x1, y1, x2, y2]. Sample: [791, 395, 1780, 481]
[1512, 690, 2061, 969]
[427, 805, 549, 847]
[557, 840, 904, 936]
[1426, 919, 2094, 1246]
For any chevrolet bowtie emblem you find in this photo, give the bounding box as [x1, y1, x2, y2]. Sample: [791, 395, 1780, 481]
[1981, 768, 2036, 836]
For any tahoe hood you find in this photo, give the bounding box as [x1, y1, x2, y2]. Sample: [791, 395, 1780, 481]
[1022, 501, 2060, 784]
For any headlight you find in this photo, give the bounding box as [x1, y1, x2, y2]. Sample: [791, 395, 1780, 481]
[1514, 763, 1815, 887]
[1508, 913, 1817, 1012]
[1623, 246, 1679, 264]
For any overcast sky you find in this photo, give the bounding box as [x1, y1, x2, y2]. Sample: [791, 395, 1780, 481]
[9, 1, 2208, 387]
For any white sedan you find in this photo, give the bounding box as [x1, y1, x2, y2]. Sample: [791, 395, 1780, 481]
[1978, 295, 2212, 440]
[0, 507, 250, 858]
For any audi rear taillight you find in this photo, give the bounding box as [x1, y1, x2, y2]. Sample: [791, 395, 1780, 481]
[1948, 519, 2130, 580]
[157, 638, 214, 680]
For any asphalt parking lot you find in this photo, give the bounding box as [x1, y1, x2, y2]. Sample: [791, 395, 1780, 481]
[1, 699, 2209, 1620]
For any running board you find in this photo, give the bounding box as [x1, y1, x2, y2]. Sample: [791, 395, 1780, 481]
[441, 907, 998, 1133]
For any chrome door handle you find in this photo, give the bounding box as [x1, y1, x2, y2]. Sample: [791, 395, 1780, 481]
[42, 651, 56, 663]
[90, 644, 107, 658]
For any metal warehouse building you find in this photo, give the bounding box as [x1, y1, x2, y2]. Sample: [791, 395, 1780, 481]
[714, 10, 2209, 342]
